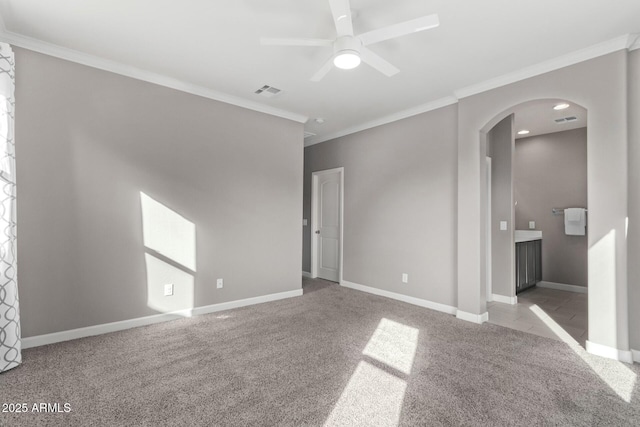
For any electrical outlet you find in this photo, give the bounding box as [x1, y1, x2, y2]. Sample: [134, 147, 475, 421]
[164, 283, 174, 296]
[216, 278, 223, 289]
[500, 221, 508, 231]
[529, 221, 536, 229]
[402, 273, 409, 283]
[303, 219, 308, 226]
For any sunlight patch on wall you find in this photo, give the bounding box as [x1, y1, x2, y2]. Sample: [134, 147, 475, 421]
[323, 361, 407, 427]
[145, 253, 194, 315]
[529, 304, 636, 403]
[140, 192, 196, 315]
[362, 318, 419, 375]
[588, 229, 617, 345]
[625, 217, 628, 239]
[141, 192, 196, 272]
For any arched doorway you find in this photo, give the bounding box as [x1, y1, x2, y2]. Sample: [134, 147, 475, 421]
[482, 99, 589, 347]
[455, 70, 632, 362]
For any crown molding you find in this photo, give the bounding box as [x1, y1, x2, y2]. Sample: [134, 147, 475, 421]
[304, 96, 458, 146]
[454, 34, 634, 100]
[306, 33, 637, 146]
[630, 33, 640, 51]
[0, 24, 636, 142]
[0, 29, 308, 124]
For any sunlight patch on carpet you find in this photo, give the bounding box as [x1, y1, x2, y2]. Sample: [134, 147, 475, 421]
[362, 318, 419, 374]
[325, 318, 419, 426]
[529, 304, 636, 403]
[323, 361, 407, 427]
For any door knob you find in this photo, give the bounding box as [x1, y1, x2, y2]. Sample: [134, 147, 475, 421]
[315, 230, 320, 234]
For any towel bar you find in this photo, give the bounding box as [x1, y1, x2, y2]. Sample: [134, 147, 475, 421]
[552, 208, 588, 215]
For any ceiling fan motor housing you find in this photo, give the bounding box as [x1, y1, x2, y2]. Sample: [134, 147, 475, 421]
[334, 35, 362, 56]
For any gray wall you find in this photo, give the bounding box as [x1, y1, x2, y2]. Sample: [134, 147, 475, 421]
[629, 48, 640, 351]
[457, 50, 630, 351]
[515, 128, 588, 287]
[488, 115, 514, 297]
[15, 48, 303, 337]
[303, 105, 458, 307]
[303, 49, 636, 354]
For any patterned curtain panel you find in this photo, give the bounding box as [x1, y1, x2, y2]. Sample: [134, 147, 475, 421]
[0, 42, 20, 373]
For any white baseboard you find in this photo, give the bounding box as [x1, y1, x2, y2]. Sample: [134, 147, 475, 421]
[632, 349, 640, 364]
[456, 310, 489, 324]
[302, 271, 313, 278]
[538, 281, 587, 294]
[22, 289, 303, 349]
[491, 294, 518, 305]
[586, 340, 633, 364]
[340, 280, 457, 315]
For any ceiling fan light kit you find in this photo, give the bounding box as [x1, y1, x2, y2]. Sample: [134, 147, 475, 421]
[334, 52, 360, 69]
[260, 0, 439, 81]
[333, 36, 362, 69]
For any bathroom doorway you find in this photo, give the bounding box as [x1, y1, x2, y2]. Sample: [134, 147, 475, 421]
[484, 99, 589, 347]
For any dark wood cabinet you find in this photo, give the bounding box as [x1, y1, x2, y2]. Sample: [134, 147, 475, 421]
[515, 239, 542, 294]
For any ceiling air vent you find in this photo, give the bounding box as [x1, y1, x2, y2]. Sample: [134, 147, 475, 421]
[304, 131, 316, 139]
[555, 116, 578, 124]
[254, 85, 282, 98]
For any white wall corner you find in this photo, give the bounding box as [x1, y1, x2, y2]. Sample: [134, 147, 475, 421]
[22, 289, 303, 349]
[537, 281, 588, 294]
[340, 280, 457, 315]
[456, 310, 489, 324]
[586, 340, 634, 364]
[491, 294, 518, 305]
[302, 271, 312, 278]
[632, 349, 640, 364]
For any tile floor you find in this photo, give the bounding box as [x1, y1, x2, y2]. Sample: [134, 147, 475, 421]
[487, 286, 588, 346]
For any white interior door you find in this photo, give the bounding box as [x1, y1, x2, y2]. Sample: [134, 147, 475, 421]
[313, 169, 342, 282]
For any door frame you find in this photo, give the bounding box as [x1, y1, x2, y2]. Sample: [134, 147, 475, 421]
[311, 167, 344, 283]
[486, 157, 493, 302]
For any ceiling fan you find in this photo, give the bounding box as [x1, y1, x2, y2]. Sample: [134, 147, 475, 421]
[260, 0, 439, 81]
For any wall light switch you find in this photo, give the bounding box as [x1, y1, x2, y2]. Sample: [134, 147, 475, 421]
[216, 278, 223, 289]
[529, 221, 536, 229]
[402, 273, 409, 283]
[164, 283, 174, 296]
[303, 219, 308, 226]
[500, 221, 508, 231]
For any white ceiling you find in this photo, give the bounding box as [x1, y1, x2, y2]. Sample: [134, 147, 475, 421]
[513, 100, 587, 140]
[0, 0, 638, 145]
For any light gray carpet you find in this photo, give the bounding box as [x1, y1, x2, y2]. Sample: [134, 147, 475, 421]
[1, 278, 639, 426]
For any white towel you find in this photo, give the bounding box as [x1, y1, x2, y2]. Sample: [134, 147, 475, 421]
[564, 208, 586, 235]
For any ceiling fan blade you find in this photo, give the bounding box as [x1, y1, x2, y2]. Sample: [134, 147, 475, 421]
[310, 56, 335, 82]
[328, 0, 354, 36]
[260, 38, 333, 47]
[358, 14, 439, 46]
[360, 47, 399, 77]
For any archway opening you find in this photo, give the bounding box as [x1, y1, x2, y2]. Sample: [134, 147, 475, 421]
[481, 98, 589, 347]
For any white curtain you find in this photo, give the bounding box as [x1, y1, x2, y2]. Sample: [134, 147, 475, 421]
[0, 42, 19, 373]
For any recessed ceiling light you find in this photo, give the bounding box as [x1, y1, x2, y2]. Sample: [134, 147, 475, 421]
[315, 118, 325, 124]
[334, 51, 361, 70]
[517, 130, 530, 135]
[553, 103, 570, 110]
